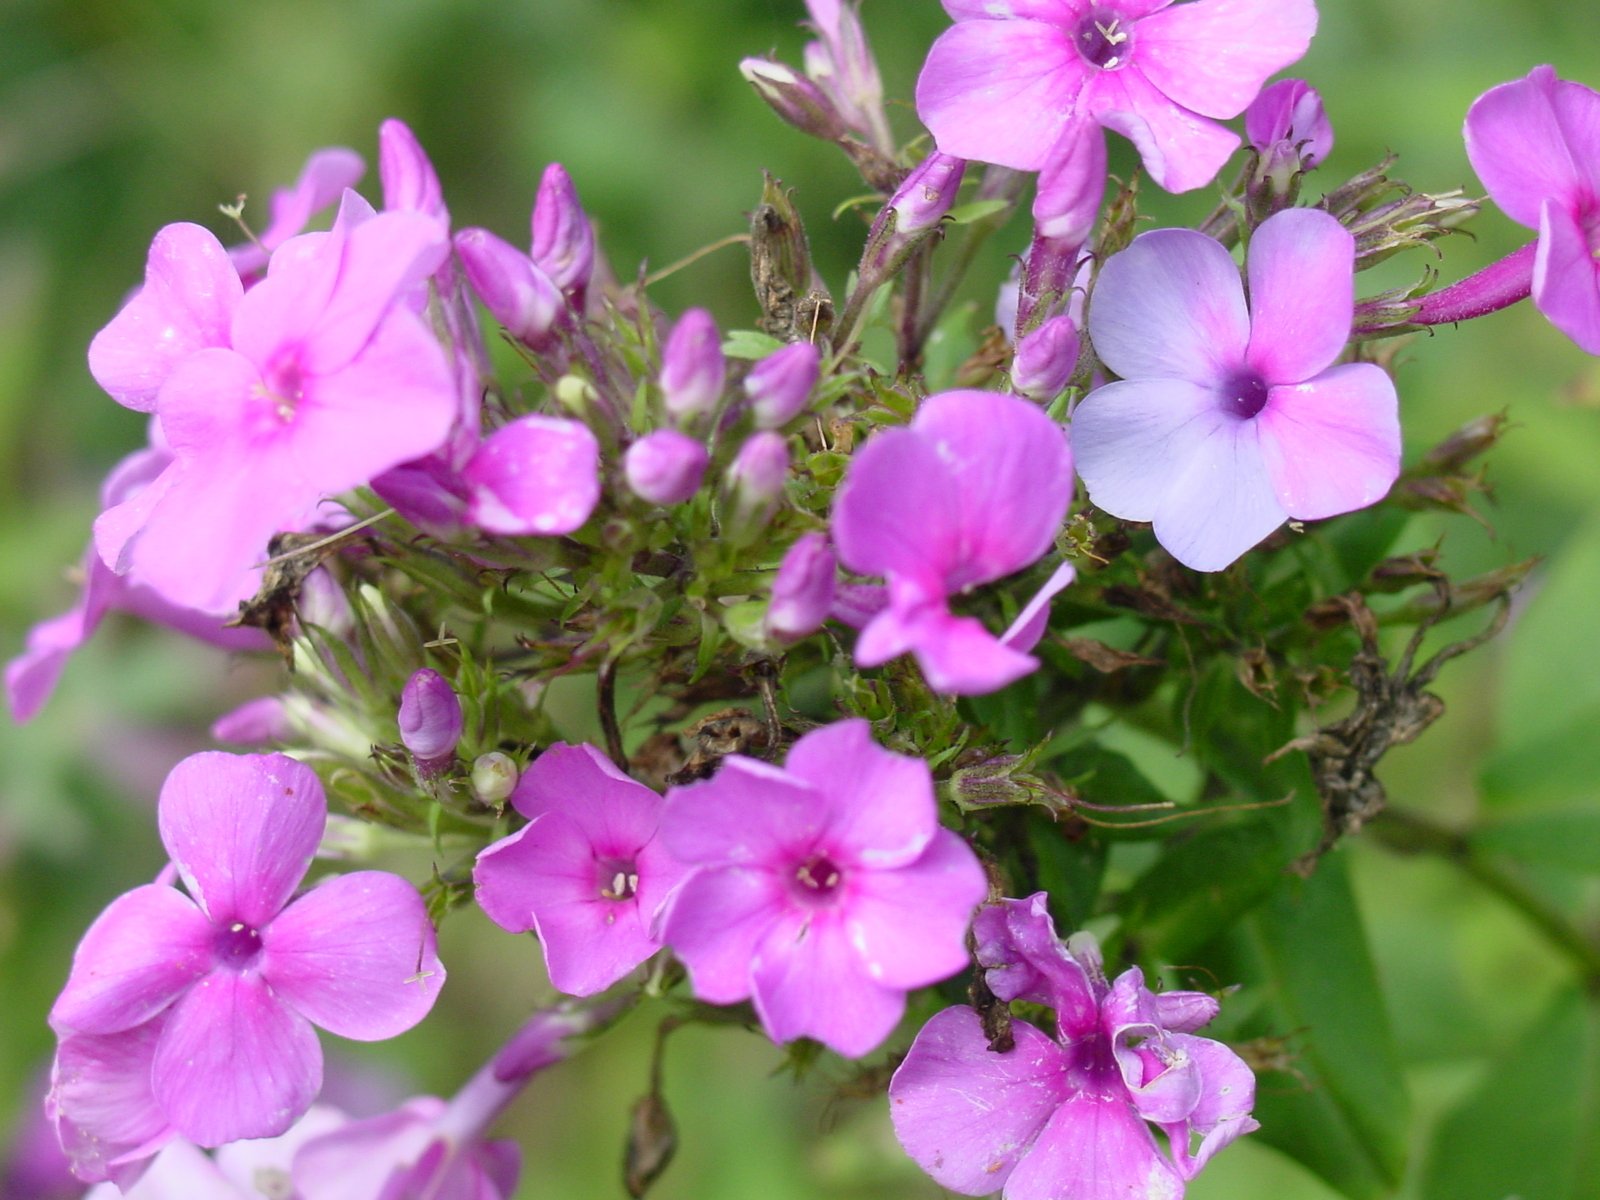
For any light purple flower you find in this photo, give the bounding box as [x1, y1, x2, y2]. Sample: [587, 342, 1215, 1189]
[916, 0, 1317, 194]
[657, 719, 986, 1057]
[95, 205, 457, 611]
[461, 414, 601, 536]
[1463, 65, 1600, 354]
[1012, 313, 1081, 401]
[660, 308, 726, 421]
[48, 752, 445, 1149]
[530, 163, 596, 303]
[766, 532, 837, 640]
[1245, 78, 1333, 173]
[833, 390, 1074, 694]
[398, 668, 463, 770]
[291, 1097, 519, 1200]
[454, 227, 564, 346]
[624, 429, 709, 505]
[229, 147, 366, 279]
[474, 744, 689, 997]
[1071, 207, 1400, 571]
[745, 341, 822, 429]
[889, 894, 1257, 1200]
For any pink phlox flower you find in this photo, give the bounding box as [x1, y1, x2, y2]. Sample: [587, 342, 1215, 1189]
[5, 440, 270, 723]
[460, 414, 601, 536]
[291, 1097, 519, 1200]
[889, 894, 1257, 1200]
[832, 389, 1075, 694]
[94, 199, 457, 611]
[48, 752, 445, 1152]
[474, 743, 689, 996]
[229, 146, 366, 280]
[1070, 206, 1400, 571]
[1465, 65, 1600, 354]
[916, 0, 1317, 194]
[657, 719, 987, 1057]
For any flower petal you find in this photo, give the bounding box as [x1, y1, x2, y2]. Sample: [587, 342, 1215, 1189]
[1151, 411, 1285, 571]
[158, 752, 325, 928]
[1135, 0, 1316, 119]
[832, 426, 959, 587]
[1257, 363, 1400, 520]
[749, 907, 905, 1056]
[1466, 65, 1599, 230]
[661, 756, 821, 866]
[888, 1008, 1070, 1195]
[152, 971, 321, 1146]
[1000, 560, 1077, 654]
[463, 415, 601, 536]
[1088, 68, 1241, 193]
[1002, 1087, 1184, 1200]
[88, 223, 242, 412]
[910, 604, 1044, 694]
[50, 1022, 174, 1186]
[972, 894, 1103, 1034]
[846, 830, 985, 989]
[263, 871, 444, 1040]
[782, 720, 937, 868]
[510, 743, 660, 853]
[531, 891, 657, 997]
[1533, 197, 1600, 355]
[1087, 228, 1247, 384]
[1070, 378, 1222, 523]
[1161, 1034, 1259, 1177]
[916, 19, 1088, 171]
[1244, 208, 1355, 383]
[657, 867, 783, 1004]
[49, 885, 212, 1036]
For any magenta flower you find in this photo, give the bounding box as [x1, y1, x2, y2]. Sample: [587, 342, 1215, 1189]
[890, 894, 1257, 1200]
[657, 719, 986, 1057]
[474, 744, 689, 997]
[95, 205, 457, 611]
[624, 429, 709, 506]
[1071, 207, 1400, 571]
[1460, 66, 1600, 354]
[916, 0, 1316, 194]
[397, 668, 463, 772]
[833, 390, 1074, 694]
[48, 752, 445, 1149]
[660, 308, 726, 421]
[530, 163, 596, 303]
[461, 414, 601, 536]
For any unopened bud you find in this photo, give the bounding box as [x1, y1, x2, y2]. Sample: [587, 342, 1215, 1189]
[745, 342, 821, 428]
[722, 431, 789, 545]
[531, 162, 595, 301]
[624, 430, 709, 505]
[740, 58, 847, 142]
[766, 532, 836, 640]
[886, 151, 965, 237]
[1245, 80, 1334, 218]
[211, 696, 291, 747]
[455, 227, 562, 345]
[399, 668, 463, 774]
[1011, 315, 1080, 401]
[660, 308, 726, 421]
[623, 1091, 677, 1199]
[472, 751, 519, 806]
[378, 118, 449, 226]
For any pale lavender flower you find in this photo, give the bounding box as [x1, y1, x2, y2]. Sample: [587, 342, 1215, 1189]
[660, 308, 726, 421]
[1071, 207, 1400, 571]
[745, 341, 821, 428]
[658, 719, 986, 1057]
[48, 753, 444, 1151]
[833, 390, 1074, 694]
[461, 414, 601, 536]
[890, 894, 1257, 1200]
[94, 204, 457, 611]
[916, 0, 1317, 194]
[624, 430, 709, 505]
[474, 744, 689, 996]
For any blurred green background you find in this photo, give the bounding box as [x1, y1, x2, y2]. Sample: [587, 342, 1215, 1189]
[3, 0, 1599, 1197]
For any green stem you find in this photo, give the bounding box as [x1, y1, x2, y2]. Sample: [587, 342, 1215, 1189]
[1372, 807, 1600, 992]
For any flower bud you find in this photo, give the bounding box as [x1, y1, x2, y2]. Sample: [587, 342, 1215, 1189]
[1246, 79, 1334, 176]
[740, 58, 847, 142]
[399, 668, 463, 773]
[378, 118, 449, 226]
[766, 533, 836, 640]
[1031, 125, 1104, 247]
[722, 431, 789, 544]
[659, 308, 726, 421]
[1011, 315, 1080, 401]
[624, 430, 709, 505]
[471, 751, 519, 806]
[210, 696, 292, 747]
[887, 151, 965, 236]
[454, 227, 562, 346]
[530, 162, 595, 302]
[801, 0, 892, 154]
[745, 342, 821, 428]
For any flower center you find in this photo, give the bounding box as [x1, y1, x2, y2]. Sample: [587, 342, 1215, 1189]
[1074, 8, 1133, 71]
[260, 352, 307, 423]
[1223, 372, 1270, 419]
[597, 858, 639, 902]
[793, 853, 844, 900]
[214, 920, 264, 970]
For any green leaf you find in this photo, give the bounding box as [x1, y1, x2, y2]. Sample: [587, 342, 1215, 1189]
[1420, 987, 1600, 1200]
[1236, 856, 1410, 1200]
[721, 329, 785, 361]
[1479, 701, 1600, 812]
[944, 198, 1011, 225]
[1470, 808, 1600, 874]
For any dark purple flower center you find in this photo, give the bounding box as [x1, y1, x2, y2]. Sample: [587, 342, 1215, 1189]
[1074, 9, 1134, 71]
[792, 853, 844, 902]
[597, 858, 639, 903]
[1222, 371, 1270, 419]
[213, 920, 264, 970]
[260, 352, 308, 423]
